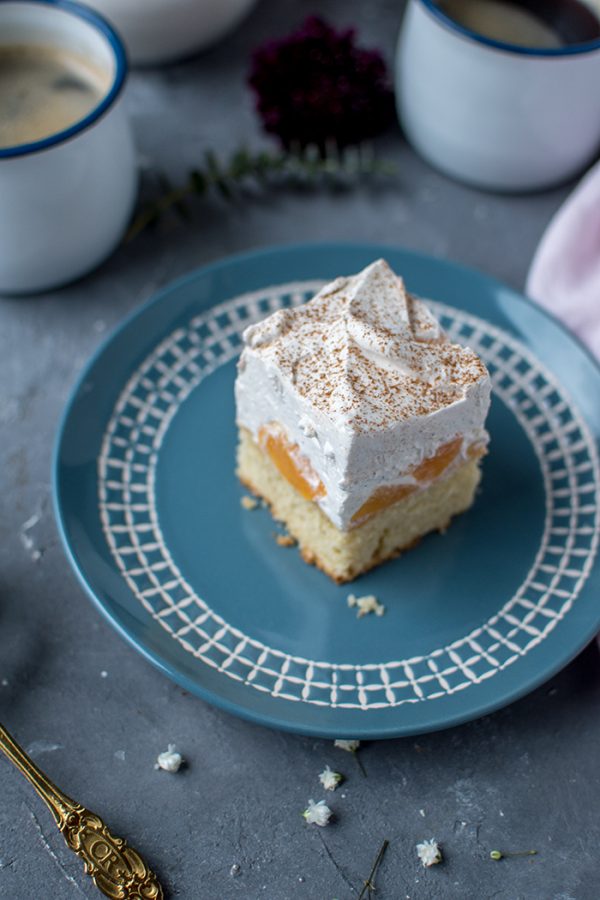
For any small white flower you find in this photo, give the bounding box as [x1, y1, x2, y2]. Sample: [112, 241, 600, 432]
[319, 765, 343, 791]
[155, 744, 183, 773]
[302, 799, 332, 826]
[347, 594, 385, 618]
[334, 739, 360, 753]
[416, 839, 442, 867]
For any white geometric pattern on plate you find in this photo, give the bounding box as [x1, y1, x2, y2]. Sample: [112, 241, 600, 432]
[98, 281, 600, 710]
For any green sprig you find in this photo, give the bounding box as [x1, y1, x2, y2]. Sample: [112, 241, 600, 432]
[490, 849, 537, 861]
[358, 839, 389, 900]
[126, 143, 395, 241]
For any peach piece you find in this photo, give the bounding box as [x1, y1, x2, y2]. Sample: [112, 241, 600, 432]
[351, 437, 468, 526]
[351, 483, 418, 525]
[259, 425, 326, 502]
[412, 437, 463, 483]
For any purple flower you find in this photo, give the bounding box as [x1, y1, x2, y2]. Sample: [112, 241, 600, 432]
[248, 16, 395, 152]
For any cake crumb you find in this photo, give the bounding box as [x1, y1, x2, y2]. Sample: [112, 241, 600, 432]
[241, 495, 258, 510]
[275, 533, 297, 547]
[347, 593, 385, 618]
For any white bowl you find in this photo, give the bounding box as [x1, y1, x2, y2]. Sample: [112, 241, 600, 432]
[85, 0, 259, 66]
[396, 0, 600, 191]
[0, 0, 137, 294]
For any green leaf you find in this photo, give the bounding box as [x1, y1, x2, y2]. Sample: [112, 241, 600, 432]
[189, 169, 207, 194]
[173, 198, 192, 221]
[229, 146, 252, 179]
[204, 149, 233, 197]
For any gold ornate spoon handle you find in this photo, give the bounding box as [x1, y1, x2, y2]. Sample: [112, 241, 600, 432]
[0, 723, 164, 899]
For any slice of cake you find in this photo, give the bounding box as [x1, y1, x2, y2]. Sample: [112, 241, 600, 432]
[235, 259, 491, 583]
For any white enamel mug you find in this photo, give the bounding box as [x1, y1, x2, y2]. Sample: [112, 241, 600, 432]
[84, 0, 259, 66]
[0, 0, 137, 294]
[396, 0, 600, 191]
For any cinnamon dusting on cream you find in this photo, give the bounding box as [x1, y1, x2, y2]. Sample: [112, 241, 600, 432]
[242, 260, 487, 433]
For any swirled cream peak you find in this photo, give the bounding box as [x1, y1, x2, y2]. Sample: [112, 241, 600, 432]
[242, 259, 488, 432]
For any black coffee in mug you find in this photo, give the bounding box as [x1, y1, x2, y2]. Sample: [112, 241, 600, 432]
[0, 44, 109, 150]
[440, 0, 600, 49]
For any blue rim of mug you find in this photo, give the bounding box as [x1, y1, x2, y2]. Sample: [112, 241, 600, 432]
[0, 0, 127, 160]
[418, 0, 600, 57]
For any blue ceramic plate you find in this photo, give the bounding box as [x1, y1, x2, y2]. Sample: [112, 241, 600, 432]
[54, 243, 600, 739]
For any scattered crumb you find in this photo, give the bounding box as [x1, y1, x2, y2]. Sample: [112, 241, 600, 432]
[419, 809, 426, 817]
[275, 533, 296, 547]
[114, 750, 126, 762]
[155, 744, 183, 773]
[21, 512, 40, 532]
[347, 593, 385, 618]
[19, 511, 44, 562]
[230, 864, 241, 877]
[100, 670, 108, 679]
[241, 495, 258, 510]
[26, 740, 62, 757]
[334, 739, 360, 752]
[20, 532, 33, 552]
[1, 678, 8, 687]
[416, 839, 442, 868]
[298, 876, 305, 883]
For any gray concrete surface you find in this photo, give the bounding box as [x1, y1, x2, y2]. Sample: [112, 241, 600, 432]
[1, 1, 599, 898]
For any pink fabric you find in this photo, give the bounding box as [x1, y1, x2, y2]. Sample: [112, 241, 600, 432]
[526, 159, 600, 361]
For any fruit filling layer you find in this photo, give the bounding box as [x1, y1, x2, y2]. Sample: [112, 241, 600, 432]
[259, 424, 326, 501]
[257, 422, 484, 527]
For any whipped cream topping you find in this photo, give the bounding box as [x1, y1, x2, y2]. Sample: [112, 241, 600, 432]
[236, 259, 491, 530]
